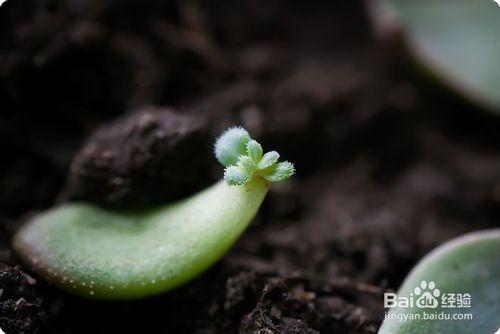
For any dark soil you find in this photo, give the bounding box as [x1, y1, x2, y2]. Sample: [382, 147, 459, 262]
[62, 107, 213, 208]
[1, 0, 500, 333]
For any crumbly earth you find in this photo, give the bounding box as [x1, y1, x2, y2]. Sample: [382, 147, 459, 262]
[1, 0, 500, 333]
[61, 107, 213, 208]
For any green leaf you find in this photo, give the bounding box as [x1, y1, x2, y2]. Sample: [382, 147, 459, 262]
[257, 151, 280, 170]
[12, 126, 294, 300]
[224, 165, 251, 186]
[379, 229, 500, 334]
[262, 161, 295, 182]
[214, 126, 251, 166]
[236, 155, 257, 174]
[13, 179, 269, 299]
[246, 140, 263, 162]
[370, 0, 500, 111]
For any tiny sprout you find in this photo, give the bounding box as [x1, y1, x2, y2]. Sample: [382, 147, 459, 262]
[13, 126, 294, 299]
[215, 127, 294, 186]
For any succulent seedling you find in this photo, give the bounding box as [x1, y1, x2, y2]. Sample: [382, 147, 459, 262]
[13, 127, 294, 299]
[379, 229, 500, 334]
[369, 0, 500, 112]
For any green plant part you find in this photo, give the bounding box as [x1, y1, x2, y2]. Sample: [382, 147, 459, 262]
[369, 0, 500, 112]
[379, 229, 500, 334]
[13, 127, 294, 299]
[215, 127, 294, 186]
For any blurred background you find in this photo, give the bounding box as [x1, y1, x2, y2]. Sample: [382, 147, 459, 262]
[1, 1, 500, 333]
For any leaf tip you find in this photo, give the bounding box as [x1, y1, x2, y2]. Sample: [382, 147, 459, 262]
[214, 126, 251, 167]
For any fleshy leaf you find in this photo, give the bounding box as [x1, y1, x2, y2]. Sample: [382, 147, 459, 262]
[224, 166, 251, 186]
[257, 151, 280, 170]
[262, 161, 295, 182]
[369, 0, 500, 112]
[237, 155, 257, 173]
[13, 179, 270, 299]
[246, 140, 263, 162]
[214, 127, 251, 166]
[379, 229, 500, 334]
[12, 126, 293, 300]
